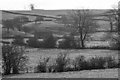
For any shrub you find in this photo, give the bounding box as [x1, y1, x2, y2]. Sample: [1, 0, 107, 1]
[35, 54, 118, 73]
[44, 34, 56, 48]
[27, 37, 42, 48]
[110, 37, 120, 50]
[55, 52, 69, 72]
[105, 56, 118, 68]
[58, 35, 76, 49]
[73, 55, 89, 70]
[12, 35, 25, 46]
[36, 57, 50, 73]
[22, 27, 31, 34]
[2, 44, 28, 75]
[2, 45, 12, 75]
[118, 58, 120, 68]
[88, 56, 106, 69]
[46, 59, 58, 73]
[88, 46, 110, 49]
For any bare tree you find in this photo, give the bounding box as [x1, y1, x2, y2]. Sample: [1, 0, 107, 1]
[2, 19, 14, 33]
[104, 6, 120, 50]
[2, 45, 28, 75]
[107, 14, 114, 32]
[70, 10, 98, 48]
[30, 4, 34, 10]
[60, 15, 70, 27]
[13, 16, 29, 31]
[105, 9, 118, 32]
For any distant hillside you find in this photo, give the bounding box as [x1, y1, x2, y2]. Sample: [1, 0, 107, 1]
[1, 9, 112, 40]
[2, 9, 109, 20]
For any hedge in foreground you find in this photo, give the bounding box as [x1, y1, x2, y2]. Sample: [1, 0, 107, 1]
[2, 44, 28, 75]
[35, 52, 119, 73]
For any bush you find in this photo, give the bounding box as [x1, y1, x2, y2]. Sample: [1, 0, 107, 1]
[73, 55, 89, 70]
[88, 56, 106, 69]
[35, 54, 118, 73]
[88, 46, 110, 49]
[55, 52, 69, 72]
[2, 44, 28, 75]
[44, 34, 56, 48]
[72, 55, 118, 70]
[27, 37, 43, 48]
[12, 35, 25, 46]
[110, 37, 120, 50]
[105, 56, 118, 68]
[45, 59, 58, 73]
[36, 57, 50, 73]
[22, 27, 31, 34]
[58, 35, 76, 49]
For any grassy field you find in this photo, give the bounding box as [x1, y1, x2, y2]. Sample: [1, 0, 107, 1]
[2, 9, 111, 36]
[26, 49, 118, 67]
[4, 68, 118, 78]
[3, 48, 119, 78]
[25, 21, 111, 35]
[2, 9, 119, 78]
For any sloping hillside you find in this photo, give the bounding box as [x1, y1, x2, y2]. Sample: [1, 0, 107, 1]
[1, 9, 112, 39]
[2, 9, 109, 20]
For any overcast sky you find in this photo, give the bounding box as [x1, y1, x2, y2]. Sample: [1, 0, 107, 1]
[0, 0, 119, 10]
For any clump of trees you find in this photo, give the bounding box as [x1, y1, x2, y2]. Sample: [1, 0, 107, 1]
[22, 26, 32, 34]
[2, 19, 15, 33]
[58, 35, 77, 49]
[2, 45, 28, 75]
[36, 57, 50, 73]
[27, 37, 41, 48]
[104, 7, 120, 50]
[12, 16, 29, 31]
[43, 34, 56, 48]
[59, 10, 98, 48]
[2, 16, 29, 32]
[35, 16, 44, 23]
[105, 10, 117, 32]
[12, 35, 25, 46]
[27, 34, 56, 48]
[55, 52, 70, 72]
[29, 4, 35, 10]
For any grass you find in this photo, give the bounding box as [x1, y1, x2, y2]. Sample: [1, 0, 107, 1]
[3, 48, 119, 78]
[2, 9, 119, 78]
[25, 21, 111, 37]
[26, 49, 118, 68]
[35, 52, 118, 73]
[3, 68, 118, 78]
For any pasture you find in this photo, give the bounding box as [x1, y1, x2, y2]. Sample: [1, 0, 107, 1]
[3, 48, 119, 78]
[4, 68, 118, 78]
[26, 48, 118, 67]
[2, 9, 119, 78]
